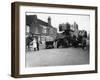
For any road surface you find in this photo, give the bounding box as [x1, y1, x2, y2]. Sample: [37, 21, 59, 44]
[25, 47, 89, 67]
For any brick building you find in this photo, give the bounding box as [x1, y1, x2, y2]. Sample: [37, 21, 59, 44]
[26, 15, 57, 43]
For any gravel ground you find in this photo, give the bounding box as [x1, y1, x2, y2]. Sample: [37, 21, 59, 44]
[25, 48, 89, 67]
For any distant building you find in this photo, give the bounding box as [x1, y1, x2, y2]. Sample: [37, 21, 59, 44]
[26, 15, 57, 43]
[59, 22, 78, 31]
[73, 22, 79, 38]
[58, 22, 79, 38]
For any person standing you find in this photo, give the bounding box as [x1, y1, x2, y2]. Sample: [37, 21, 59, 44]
[36, 38, 39, 51]
[33, 37, 37, 51]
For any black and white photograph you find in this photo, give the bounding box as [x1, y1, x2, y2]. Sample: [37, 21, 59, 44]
[25, 12, 90, 67]
[11, 2, 97, 77]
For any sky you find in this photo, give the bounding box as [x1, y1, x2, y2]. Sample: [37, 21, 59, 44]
[26, 12, 90, 33]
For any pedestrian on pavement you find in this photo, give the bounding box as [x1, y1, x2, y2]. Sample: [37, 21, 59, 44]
[36, 38, 39, 51]
[32, 37, 37, 51]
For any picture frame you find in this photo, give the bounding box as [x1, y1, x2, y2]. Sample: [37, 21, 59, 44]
[11, 2, 98, 78]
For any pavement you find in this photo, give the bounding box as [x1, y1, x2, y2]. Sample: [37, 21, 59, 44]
[25, 47, 89, 67]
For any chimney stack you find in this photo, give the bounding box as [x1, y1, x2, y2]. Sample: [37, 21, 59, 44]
[48, 16, 51, 26]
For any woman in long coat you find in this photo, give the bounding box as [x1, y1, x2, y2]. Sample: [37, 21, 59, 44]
[33, 38, 37, 51]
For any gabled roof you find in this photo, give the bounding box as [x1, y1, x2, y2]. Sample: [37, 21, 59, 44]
[26, 15, 54, 28]
[37, 19, 48, 27]
[56, 33, 66, 39]
[37, 19, 54, 28]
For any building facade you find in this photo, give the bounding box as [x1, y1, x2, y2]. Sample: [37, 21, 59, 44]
[26, 15, 57, 44]
[59, 22, 79, 38]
